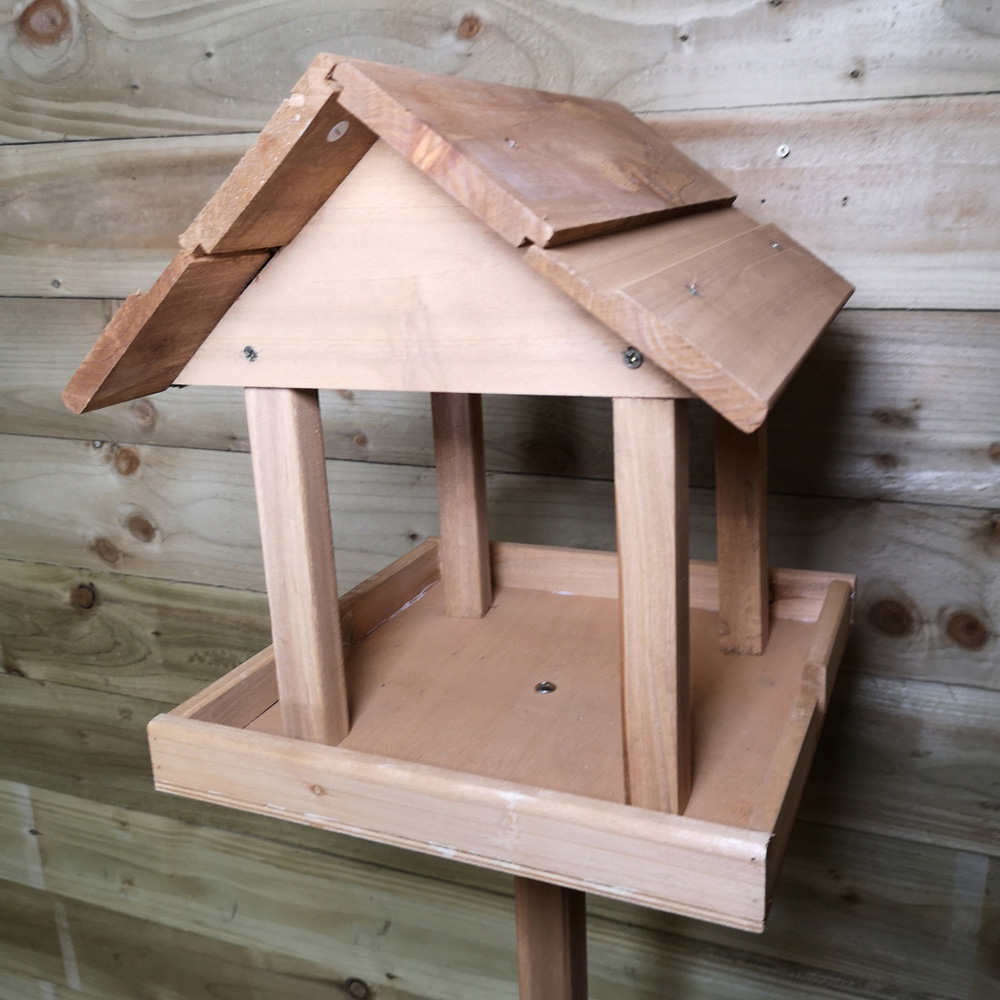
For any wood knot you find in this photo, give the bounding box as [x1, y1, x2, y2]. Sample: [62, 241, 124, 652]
[17, 0, 71, 45]
[93, 537, 121, 566]
[128, 399, 157, 430]
[126, 514, 156, 543]
[457, 14, 482, 38]
[988, 442, 1000, 463]
[70, 582, 97, 610]
[113, 446, 141, 476]
[867, 598, 915, 637]
[946, 611, 987, 651]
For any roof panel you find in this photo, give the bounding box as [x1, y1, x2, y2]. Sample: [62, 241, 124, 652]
[332, 59, 735, 248]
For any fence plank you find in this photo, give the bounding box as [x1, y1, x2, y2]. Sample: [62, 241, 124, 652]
[1, 1, 997, 140]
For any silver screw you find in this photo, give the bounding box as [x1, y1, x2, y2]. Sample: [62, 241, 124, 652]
[535, 681, 557, 694]
[327, 121, 349, 142]
[776, 143, 790, 158]
[242, 346, 258, 362]
[345, 979, 369, 999]
[686, 283, 699, 296]
[622, 347, 643, 369]
[771, 242, 783, 250]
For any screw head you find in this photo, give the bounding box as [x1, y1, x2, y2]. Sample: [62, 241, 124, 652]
[776, 143, 790, 158]
[326, 121, 349, 142]
[345, 979, 369, 999]
[242, 345, 258, 362]
[535, 681, 557, 694]
[771, 242, 783, 250]
[622, 347, 643, 369]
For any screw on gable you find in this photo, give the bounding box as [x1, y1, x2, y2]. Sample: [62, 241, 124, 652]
[622, 347, 643, 369]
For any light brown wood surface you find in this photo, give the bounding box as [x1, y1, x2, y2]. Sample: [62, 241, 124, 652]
[245, 387, 349, 744]
[431, 394, 492, 617]
[1, 2, 995, 141]
[530, 221, 854, 431]
[178, 141, 688, 399]
[332, 57, 734, 248]
[181, 54, 376, 253]
[715, 417, 770, 654]
[61, 250, 269, 414]
[613, 397, 691, 813]
[514, 878, 588, 1000]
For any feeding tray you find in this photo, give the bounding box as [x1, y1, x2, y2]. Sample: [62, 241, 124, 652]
[150, 539, 851, 931]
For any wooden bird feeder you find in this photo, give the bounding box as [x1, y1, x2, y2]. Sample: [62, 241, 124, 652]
[65, 55, 856, 999]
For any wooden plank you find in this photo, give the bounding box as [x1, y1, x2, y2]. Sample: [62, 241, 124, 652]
[514, 878, 587, 1000]
[802, 581, 854, 712]
[339, 538, 441, 644]
[1, 2, 996, 141]
[0, 433, 994, 689]
[6, 301, 1000, 511]
[62, 250, 270, 414]
[530, 222, 853, 432]
[332, 57, 733, 248]
[181, 55, 376, 254]
[4, 96, 997, 310]
[245, 388, 349, 744]
[178, 141, 689, 399]
[6, 786, 992, 1000]
[0, 880, 384, 1000]
[175, 647, 277, 728]
[149, 712, 771, 929]
[613, 397, 690, 813]
[715, 417, 769, 654]
[431, 394, 491, 618]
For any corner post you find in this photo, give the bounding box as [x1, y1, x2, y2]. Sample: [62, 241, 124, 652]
[514, 877, 588, 1000]
[245, 387, 350, 744]
[613, 396, 691, 814]
[431, 392, 492, 617]
[715, 415, 770, 654]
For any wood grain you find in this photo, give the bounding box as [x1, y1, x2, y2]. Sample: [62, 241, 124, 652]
[431, 394, 492, 617]
[1, 1, 995, 140]
[180, 54, 376, 254]
[178, 141, 687, 399]
[7, 301, 1000, 510]
[245, 388, 349, 744]
[4, 96, 997, 310]
[0, 433, 996, 689]
[530, 220, 853, 431]
[514, 878, 588, 1000]
[5, 783, 991, 1000]
[614, 397, 690, 813]
[332, 57, 734, 248]
[61, 250, 270, 414]
[715, 418, 769, 654]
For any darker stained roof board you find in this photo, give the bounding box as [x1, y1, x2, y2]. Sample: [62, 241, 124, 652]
[63, 54, 853, 430]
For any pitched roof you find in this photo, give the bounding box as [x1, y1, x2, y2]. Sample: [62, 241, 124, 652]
[64, 54, 852, 429]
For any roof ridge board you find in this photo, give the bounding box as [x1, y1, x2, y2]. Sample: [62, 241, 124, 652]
[180, 53, 377, 256]
[331, 57, 736, 249]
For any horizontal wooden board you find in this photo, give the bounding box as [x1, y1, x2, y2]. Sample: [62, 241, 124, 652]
[2, 639, 998, 859]
[5, 300, 999, 510]
[0, 434, 995, 688]
[0, 879, 418, 1000]
[3, 95, 996, 309]
[1, 782, 995, 999]
[0, 1, 997, 140]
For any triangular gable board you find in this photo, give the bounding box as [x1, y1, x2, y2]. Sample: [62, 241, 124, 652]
[176, 140, 690, 400]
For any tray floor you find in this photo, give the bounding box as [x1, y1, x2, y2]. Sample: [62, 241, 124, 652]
[248, 580, 813, 829]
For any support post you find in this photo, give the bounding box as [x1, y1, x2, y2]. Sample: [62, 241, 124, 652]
[514, 877, 588, 1000]
[715, 415, 770, 654]
[613, 396, 691, 814]
[431, 392, 492, 617]
[245, 387, 350, 744]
